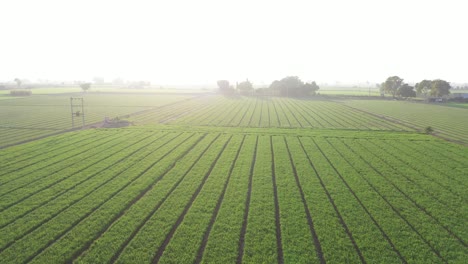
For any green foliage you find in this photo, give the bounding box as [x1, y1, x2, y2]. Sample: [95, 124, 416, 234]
[424, 126, 434, 134]
[217, 80, 235, 95]
[14, 78, 22, 88]
[430, 79, 451, 97]
[397, 84, 416, 98]
[382, 76, 404, 98]
[80, 83, 91, 92]
[0, 94, 190, 147]
[10, 90, 32, 96]
[0, 127, 466, 263]
[415, 80, 432, 96]
[237, 79, 254, 95]
[1, 92, 467, 263]
[344, 99, 468, 144]
[269, 76, 319, 96]
[415, 79, 451, 98]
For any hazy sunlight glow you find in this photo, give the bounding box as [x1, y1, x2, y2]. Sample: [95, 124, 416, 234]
[1, 0, 466, 85]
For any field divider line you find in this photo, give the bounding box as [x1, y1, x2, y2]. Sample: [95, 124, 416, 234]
[0, 130, 111, 180]
[224, 98, 247, 126]
[329, 138, 446, 262]
[267, 98, 272, 126]
[283, 137, 325, 264]
[163, 98, 221, 124]
[111, 93, 211, 121]
[316, 139, 407, 263]
[181, 98, 225, 126]
[0, 133, 184, 254]
[104, 133, 219, 263]
[194, 135, 246, 263]
[288, 101, 314, 128]
[151, 135, 233, 263]
[206, 98, 242, 126]
[0, 131, 137, 201]
[246, 98, 259, 127]
[237, 136, 258, 264]
[271, 99, 282, 127]
[269, 136, 285, 264]
[297, 137, 367, 264]
[19, 132, 195, 263]
[257, 99, 264, 127]
[295, 101, 334, 128]
[345, 139, 467, 248]
[236, 98, 255, 127]
[197, 99, 229, 125]
[276, 99, 293, 127]
[320, 103, 364, 130]
[0, 132, 172, 231]
[284, 98, 312, 128]
[70, 133, 210, 263]
[324, 103, 379, 130]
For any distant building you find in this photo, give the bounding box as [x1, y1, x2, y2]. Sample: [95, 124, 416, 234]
[453, 93, 468, 99]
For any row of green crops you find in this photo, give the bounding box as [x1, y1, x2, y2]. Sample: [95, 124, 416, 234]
[0, 127, 466, 263]
[131, 96, 412, 131]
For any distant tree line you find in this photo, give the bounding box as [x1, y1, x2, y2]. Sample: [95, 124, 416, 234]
[217, 76, 319, 97]
[10, 90, 32, 96]
[380, 76, 451, 98]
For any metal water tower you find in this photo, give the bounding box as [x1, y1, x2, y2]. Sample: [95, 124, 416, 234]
[70, 97, 85, 128]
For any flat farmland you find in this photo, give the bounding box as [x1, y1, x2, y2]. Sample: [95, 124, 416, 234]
[131, 96, 412, 131]
[0, 94, 194, 147]
[342, 100, 468, 144]
[0, 127, 466, 263]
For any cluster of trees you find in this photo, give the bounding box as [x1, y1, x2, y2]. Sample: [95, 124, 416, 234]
[269, 76, 319, 96]
[217, 76, 319, 97]
[217, 79, 254, 95]
[415, 79, 451, 97]
[381, 76, 451, 98]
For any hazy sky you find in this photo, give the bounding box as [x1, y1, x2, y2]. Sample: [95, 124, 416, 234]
[1, 0, 467, 85]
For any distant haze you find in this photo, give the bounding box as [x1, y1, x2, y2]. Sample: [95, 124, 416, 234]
[1, 0, 467, 85]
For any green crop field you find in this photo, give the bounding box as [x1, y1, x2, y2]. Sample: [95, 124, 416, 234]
[130, 96, 412, 131]
[342, 100, 468, 144]
[0, 126, 466, 263]
[0, 94, 194, 147]
[1, 93, 467, 263]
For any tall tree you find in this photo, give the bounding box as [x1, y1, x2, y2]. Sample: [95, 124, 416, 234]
[269, 80, 283, 95]
[430, 79, 451, 97]
[217, 80, 234, 95]
[302, 81, 320, 95]
[397, 84, 416, 98]
[80, 83, 91, 92]
[383, 76, 404, 98]
[14, 78, 21, 88]
[415, 80, 432, 97]
[279, 76, 304, 96]
[237, 79, 254, 95]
